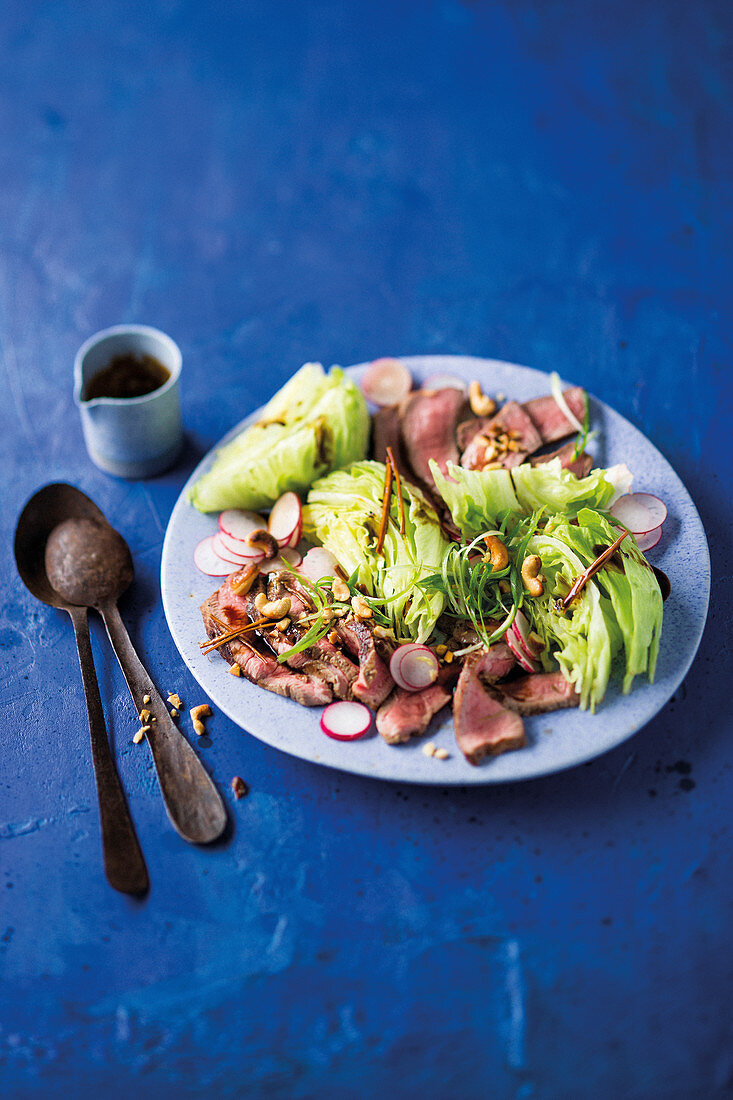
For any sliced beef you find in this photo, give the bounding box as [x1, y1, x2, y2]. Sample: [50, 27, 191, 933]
[200, 592, 332, 706]
[487, 671, 580, 715]
[376, 683, 452, 745]
[530, 440, 593, 478]
[453, 650, 526, 764]
[400, 387, 467, 487]
[371, 405, 411, 480]
[522, 386, 587, 445]
[476, 642, 516, 682]
[459, 401, 543, 470]
[267, 629, 359, 700]
[336, 617, 394, 709]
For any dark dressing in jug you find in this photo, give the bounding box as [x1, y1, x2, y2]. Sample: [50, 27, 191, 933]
[84, 353, 170, 401]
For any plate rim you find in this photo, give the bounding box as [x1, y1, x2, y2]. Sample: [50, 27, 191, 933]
[161, 355, 710, 786]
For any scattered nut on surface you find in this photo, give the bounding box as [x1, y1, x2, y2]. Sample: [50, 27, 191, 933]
[169, 708, 179, 718]
[190, 704, 212, 721]
[192, 719, 205, 736]
[143, 694, 151, 704]
[139, 709, 151, 723]
[434, 748, 450, 760]
[167, 693, 182, 709]
[133, 725, 150, 743]
[229, 664, 242, 676]
[231, 776, 249, 799]
[423, 741, 437, 757]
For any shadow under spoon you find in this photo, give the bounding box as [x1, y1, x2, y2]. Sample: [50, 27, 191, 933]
[44, 504, 227, 845]
[14, 485, 149, 896]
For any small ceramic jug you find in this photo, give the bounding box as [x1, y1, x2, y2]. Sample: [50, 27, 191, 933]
[74, 324, 183, 478]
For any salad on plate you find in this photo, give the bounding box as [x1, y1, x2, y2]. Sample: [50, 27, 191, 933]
[187, 358, 670, 767]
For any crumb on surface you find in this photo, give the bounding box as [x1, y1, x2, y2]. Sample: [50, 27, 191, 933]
[231, 776, 249, 799]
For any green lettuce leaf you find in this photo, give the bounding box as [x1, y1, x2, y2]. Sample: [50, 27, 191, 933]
[189, 364, 370, 512]
[430, 457, 632, 536]
[303, 461, 450, 643]
[526, 509, 663, 709]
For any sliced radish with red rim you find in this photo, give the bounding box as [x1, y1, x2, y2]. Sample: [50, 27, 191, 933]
[298, 547, 339, 583]
[505, 627, 540, 673]
[217, 528, 267, 560]
[194, 535, 237, 576]
[320, 701, 373, 741]
[360, 358, 412, 407]
[610, 493, 667, 534]
[268, 492, 303, 548]
[634, 525, 663, 552]
[510, 609, 542, 662]
[258, 547, 304, 574]
[212, 533, 265, 566]
[389, 644, 440, 692]
[218, 509, 268, 541]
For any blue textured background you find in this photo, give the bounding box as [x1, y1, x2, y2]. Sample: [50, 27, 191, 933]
[1, 2, 731, 1096]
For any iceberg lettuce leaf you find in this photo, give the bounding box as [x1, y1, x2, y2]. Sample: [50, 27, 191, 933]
[189, 364, 369, 512]
[431, 458, 631, 537]
[304, 461, 449, 643]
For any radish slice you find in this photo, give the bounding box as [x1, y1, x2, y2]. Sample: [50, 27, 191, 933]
[423, 373, 467, 393]
[298, 547, 339, 582]
[504, 627, 540, 673]
[511, 609, 542, 661]
[194, 535, 237, 576]
[219, 509, 268, 541]
[389, 644, 440, 692]
[217, 529, 267, 560]
[259, 547, 304, 574]
[634, 525, 663, 552]
[610, 493, 667, 534]
[320, 701, 372, 741]
[360, 357, 412, 407]
[212, 533, 265, 565]
[268, 492, 303, 548]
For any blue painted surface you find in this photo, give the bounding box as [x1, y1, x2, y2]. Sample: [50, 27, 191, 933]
[1, 1, 731, 1096]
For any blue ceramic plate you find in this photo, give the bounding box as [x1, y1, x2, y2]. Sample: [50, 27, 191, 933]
[161, 356, 710, 785]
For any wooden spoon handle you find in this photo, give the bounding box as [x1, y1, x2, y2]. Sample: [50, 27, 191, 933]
[97, 600, 227, 845]
[67, 606, 149, 895]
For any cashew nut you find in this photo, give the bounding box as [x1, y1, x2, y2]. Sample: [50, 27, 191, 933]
[331, 578, 351, 602]
[246, 529, 279, 559]
[468, 380, 497, 418]
[521, 555, 544, 597]
[351, 595, 373, 620]
[483, 534, 509, 572]
[254, 591, 291, 618]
